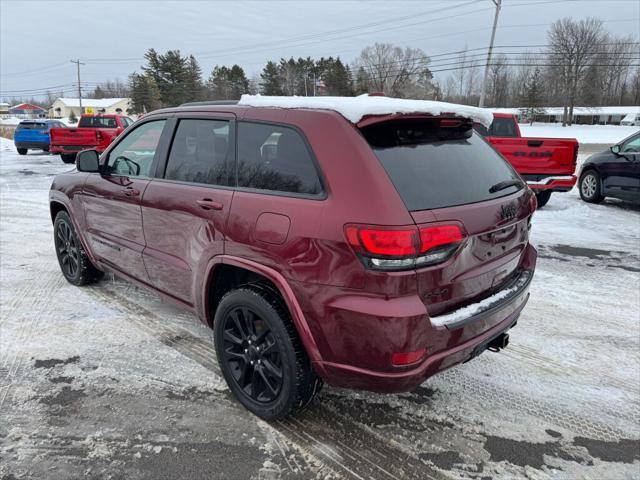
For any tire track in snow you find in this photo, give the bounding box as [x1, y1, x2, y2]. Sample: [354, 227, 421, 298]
[85, 282, 447, 480]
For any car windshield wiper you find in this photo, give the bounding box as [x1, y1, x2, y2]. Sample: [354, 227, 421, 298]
[489, 179, 523, 193]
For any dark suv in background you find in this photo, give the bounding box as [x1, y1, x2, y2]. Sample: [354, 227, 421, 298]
[50, 98, 537, 419]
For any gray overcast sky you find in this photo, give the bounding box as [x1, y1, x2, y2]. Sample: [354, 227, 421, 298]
[1, 0, 638, 99]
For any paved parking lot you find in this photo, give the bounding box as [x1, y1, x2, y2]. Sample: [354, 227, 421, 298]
[1, 138, 639, 479]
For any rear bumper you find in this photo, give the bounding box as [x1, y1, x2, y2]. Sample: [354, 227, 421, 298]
[524, 174, 576, 192]
[302, 244, 537, 392]
[15, 141, 49, 150]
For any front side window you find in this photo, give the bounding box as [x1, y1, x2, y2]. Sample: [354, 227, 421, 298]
[237, 122, 322, 195]
[106, 120, 166, 177]
[621, 134, 640, 153]
[164, 119, 233, 186]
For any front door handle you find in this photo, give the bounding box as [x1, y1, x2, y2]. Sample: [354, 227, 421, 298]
[197, 199, 224, 211]
[123, 187, 140, 197]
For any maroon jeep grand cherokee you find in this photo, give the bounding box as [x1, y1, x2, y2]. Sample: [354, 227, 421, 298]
[50, 97, 537, 419]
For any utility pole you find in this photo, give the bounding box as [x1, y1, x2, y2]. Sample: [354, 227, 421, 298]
[478, 0, 501, 108]
[70, 59, 85, 113]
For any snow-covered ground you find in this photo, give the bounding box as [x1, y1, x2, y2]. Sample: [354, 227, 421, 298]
[1, 137, 638, 479]
[520, 122, 639, 145]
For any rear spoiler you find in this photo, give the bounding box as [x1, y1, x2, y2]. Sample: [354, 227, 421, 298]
[356, 113, 473, 130]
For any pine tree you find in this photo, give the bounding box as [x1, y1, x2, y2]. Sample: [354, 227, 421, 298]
[68, 110, 77, 124]
[261, 61, 283, 95]
[324, 57, 352, 96]
[184, 55, 205, 103]
[354, 66, 369, 95]
[519, 67, 546, 124]
[129, 72, 161, 114]
[142, 48, 189, 107]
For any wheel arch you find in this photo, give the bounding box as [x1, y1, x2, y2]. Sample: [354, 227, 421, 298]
[50, 200, 68, 224]
[201, 256, 325, 375]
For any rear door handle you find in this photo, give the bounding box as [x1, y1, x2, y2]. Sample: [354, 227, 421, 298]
[123, 187, 140, 197]
[197, 199, 223, 210]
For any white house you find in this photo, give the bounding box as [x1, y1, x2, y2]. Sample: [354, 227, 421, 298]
[491, 106, 640, 125]
[49, 98, 131, 118]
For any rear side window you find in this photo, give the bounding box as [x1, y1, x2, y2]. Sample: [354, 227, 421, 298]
[164, 119, 233, 186]
[237, 122, 322, 196]
[362, 119, 522, 211]
[78, 116, 118, 128]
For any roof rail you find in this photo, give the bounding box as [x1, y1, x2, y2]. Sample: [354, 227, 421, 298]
[180, 100, 239, 107]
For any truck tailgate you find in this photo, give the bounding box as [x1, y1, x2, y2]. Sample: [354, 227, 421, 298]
[487, 137, 578, 175]
[50, 128, 98, 148]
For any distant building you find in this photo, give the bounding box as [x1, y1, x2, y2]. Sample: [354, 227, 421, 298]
[492, 106, 640, 125]
[8, 103, 47, 118]
[0, 102, 9, 115]
[49, 98, 132, 118]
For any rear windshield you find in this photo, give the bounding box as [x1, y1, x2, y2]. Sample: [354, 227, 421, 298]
[78, 116, 118, 128]
[474, 116, 518, 137]
[17, 122, 47, 130]
[362, 119, 523, 211]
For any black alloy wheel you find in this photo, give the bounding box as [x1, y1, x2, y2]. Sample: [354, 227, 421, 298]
[55, 218, 80, 278]
[221, 305, 284, 403]
[214, 287, 322, 419]
[53, 211, 103, 285]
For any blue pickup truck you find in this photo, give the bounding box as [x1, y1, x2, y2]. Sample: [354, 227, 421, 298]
[14, 119, 67, 155]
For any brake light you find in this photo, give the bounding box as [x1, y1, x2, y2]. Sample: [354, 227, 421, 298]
[96, 130, 103, 143]
[344, 224, 465, 271]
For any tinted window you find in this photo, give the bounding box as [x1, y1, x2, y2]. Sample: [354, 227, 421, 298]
[164, 119, 233, 186]
[17, 122, 46, 130]
[474, 117, 518, 138]
[78, 116, 118, 128]
[106, 120, 166, 177]
[621, 134, 640, 153]
[362, 120, 523, 211]
[237, 122, 322, 195]
[490, 117, 517, 137]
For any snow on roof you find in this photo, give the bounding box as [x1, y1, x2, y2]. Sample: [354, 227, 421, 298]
[492, 106, 640, 116]
[56, 98, 129, 108]
[238, 94, 494, 127]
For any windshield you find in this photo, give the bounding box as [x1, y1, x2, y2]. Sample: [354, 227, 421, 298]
[362, 119, 523, 211]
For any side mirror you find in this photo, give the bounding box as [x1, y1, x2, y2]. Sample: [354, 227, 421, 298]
[610, 144, 621, 155]
[76, 149, 100, 173]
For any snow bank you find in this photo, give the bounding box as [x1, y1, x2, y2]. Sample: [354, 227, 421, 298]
[238, 94, 494, 127]
[520, 123, 639, 145]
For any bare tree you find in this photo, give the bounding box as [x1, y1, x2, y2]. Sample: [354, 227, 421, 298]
[354, 43, 429, 97]
[548, 17, 603, 125]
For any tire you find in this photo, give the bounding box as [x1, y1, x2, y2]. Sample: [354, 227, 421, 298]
[17, 148, 27, 155]
[54, 211, 103, 286]
[579, 170, 604, 203]
[61, 154, 76, 164]
[535, 190, 552, 208]
[214, 286, 322, 420]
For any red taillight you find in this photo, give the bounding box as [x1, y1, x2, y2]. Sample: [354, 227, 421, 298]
[96, 130, 103, 143]
[392, 349, 426, 366]
[345, 223, 465, 271]
[419, 225, 464, 253]
[346, 226, 416, 257]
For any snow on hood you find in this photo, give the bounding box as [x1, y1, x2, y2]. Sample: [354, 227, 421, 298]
[238, 94, 494, 128]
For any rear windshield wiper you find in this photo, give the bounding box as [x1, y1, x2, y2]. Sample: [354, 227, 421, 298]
[489, 179, 523, 193]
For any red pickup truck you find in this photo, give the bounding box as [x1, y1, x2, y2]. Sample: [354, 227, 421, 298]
[50, 114, 133, 163]
[475, 113, 579, 207]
